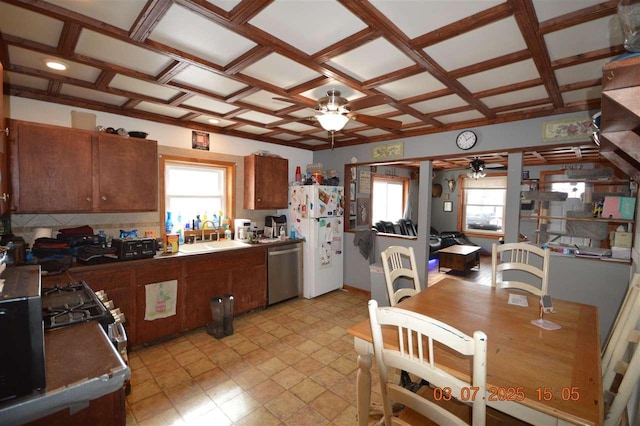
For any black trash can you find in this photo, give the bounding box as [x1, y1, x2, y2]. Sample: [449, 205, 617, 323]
[222, 294, 234, 336]
[206, 296, 224, 339]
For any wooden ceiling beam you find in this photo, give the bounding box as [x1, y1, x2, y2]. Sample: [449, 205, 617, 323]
[312, 28, 381, 63]
[224, 46, 272, 75]
[57, 22, 82, 57]
[94, 70, 116, 91]
[509, 0, 564, 109]
[361, 65, 424, 90]
[229, 0, 274, 25]
[169, 92, 195, 106]
[538, 0, 618, 35]
[155, 61, 190, 84]
[129, 0, 173, 42]
[449, 50, 532, 79]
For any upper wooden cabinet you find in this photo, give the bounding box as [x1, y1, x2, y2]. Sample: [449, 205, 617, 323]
[0, 62, 9, 216]
[600, 55, 640, 180]
[244, 154, 288, 210]
[9, 120, 158, 213]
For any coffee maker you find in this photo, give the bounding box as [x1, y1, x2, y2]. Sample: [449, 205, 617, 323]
[234, 219, 251, 241]
[264, 215, 287, 239]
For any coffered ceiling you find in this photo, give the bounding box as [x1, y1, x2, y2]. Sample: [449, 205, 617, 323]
[0, 0, 625, 152]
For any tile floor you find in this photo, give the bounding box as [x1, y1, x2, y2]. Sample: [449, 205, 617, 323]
[125, 255, 492, 425]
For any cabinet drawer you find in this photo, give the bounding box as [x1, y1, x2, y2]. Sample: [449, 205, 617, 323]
[602, 56, 640, 91]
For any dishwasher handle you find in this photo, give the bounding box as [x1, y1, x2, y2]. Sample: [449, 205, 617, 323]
[268, 247, 301, 256]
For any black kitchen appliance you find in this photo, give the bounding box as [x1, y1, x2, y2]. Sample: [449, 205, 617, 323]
[264, 215, 287, 239]
[0, 265, 46, 402]
[111, 237, 157, 261]
[41, 282, 114, 330]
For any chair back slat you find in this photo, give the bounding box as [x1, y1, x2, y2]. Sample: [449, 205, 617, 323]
[491, 242, 550, 296]
[369, 299, 487, 425]
[381, 246, 421, 306]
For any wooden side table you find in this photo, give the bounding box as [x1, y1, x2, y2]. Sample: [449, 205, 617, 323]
[437, 245, 481, 276]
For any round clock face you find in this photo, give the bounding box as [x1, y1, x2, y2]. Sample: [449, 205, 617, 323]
[456, 130, 477, 150]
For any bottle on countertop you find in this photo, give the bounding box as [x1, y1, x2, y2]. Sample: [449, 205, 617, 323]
[176, 213, 184, 244]
[195, 214, 202, 230]
[203, 211, 209, 229]
[224, 228, 232, 240]
[279, 226, 285, 240]
[295, 166, 302, 183]
[165, 211, 174, 233]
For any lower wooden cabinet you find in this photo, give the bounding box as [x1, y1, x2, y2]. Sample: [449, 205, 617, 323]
[43, 245, 270, 348]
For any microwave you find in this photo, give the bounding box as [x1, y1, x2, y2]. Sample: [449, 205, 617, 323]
[0, 265, 46, 401]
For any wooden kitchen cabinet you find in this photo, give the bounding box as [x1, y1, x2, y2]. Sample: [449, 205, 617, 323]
[8, 120, 158, 213]
[0, 62, 10, 216]
[183, 257, 231, 331]
[134, 260, 182, 345]
[244, 154, 288, 209]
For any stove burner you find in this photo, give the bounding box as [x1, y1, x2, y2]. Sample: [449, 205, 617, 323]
[41, 281, 114, 330]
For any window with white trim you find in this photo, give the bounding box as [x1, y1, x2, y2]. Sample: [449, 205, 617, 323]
[461, 176, 507, 234]
[371, 175, 408, 224]
[164, 161, 228, 229]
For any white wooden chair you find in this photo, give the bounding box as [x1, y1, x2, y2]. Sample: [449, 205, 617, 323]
[381, 246, 421, 306]
[368, 299, 488, 425]
[491, 243, 550, 296]
[602, 275, 640, 426]
[602, 273, 640, 372]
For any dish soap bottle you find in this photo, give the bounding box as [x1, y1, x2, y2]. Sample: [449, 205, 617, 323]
[176, 213, 184, 244]
[165, 211, 174, 233]
[279, 225, 285, 240]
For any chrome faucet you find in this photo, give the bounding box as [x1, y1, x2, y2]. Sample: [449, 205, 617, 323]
[201, 221, 219, 241]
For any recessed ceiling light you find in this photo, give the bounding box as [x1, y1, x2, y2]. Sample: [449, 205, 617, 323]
[44, 59, 68, 71]
[208, 118, 220, 124]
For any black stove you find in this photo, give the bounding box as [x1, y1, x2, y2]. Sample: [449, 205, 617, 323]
[41, 281, 114, 331]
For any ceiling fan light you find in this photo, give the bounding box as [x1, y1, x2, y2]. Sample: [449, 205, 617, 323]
[317, 112, 349, 132]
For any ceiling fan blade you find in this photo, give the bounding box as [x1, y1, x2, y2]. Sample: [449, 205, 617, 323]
[484, 163, 507, 169]
[266, 116, 316, 129]
[349, 113, 402, 130]
[272, 97, 316, 109]
[344, 94, 386, 111]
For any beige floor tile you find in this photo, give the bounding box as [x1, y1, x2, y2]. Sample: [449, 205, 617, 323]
[173, 392, 216, 422]
[127, 379, 162, 404]
[329, 355, 357, 376]
[264, 390, 306, 421]
[243, 347, 273, 366]
[137, 407, 185, 426]
[234, 407, 282, 426]
[233, 365, 269, 390]
[280, 332, 307, 346]
[309, 390, 350, 421]
[311, 331, 339, 346]
[205, 378, 244, 406]
[184, 357, 216, 378]
[219, 391, 261, 422]
[257, 356, 288, 376]
[246, 378, 286, 405]
[289, 378, 326, 403]
[296, 339, 323, 355]
[129, 391, 174, 422]
[193, 367, 230, 391]
[277, 346, 308, 365]
[173, 347, 205, 366]
[311, 347, 341, 365]
[330, 404, 358, 426]
[233, 339, 260, 355]
[310, 365, 344, 388]
[155, 367, 193, 390]
[129, 366, 153, 386]
[163, 379, 205, 405]
[146, 356, 180, 377]
[164, 338, 196, 356]
[271, 366, 306, 389]
[284, 405, 330, 425]
[207, 346, 241, 365]
[188, 406, 233, 426]
[270, 325, 294, 339]
[137, 346, 172, 367]
[291, 357, 324, 376]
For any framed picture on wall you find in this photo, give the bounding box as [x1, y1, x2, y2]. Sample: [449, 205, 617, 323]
[443, 201, 453, 212]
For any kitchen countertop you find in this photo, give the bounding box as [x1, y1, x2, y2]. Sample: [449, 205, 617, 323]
[0, 322, 130, 425]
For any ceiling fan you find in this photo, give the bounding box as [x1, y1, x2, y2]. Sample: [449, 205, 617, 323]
[271, 90, 402, 147]
[467, 158, 507, 179]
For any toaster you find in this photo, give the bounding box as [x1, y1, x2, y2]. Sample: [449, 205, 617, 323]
[111, 238, 157, 261]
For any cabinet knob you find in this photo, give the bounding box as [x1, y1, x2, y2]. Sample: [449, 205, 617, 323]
[0, 193, 9, 202]
[607, 71, 615, 81]
[86, 197, 91, 202]
[101, 195, 107, 201]
[257, 198, 261, 202]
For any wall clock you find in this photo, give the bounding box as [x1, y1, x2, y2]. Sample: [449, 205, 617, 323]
[456, 130, 477, 150]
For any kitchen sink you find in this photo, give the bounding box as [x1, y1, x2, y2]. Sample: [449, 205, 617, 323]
[178, 239, 248, 254]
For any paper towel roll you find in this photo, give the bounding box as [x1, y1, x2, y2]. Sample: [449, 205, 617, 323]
[33, 228, 53, 240]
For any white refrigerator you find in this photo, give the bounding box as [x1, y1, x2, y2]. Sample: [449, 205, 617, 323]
[289, 185, 344, 299]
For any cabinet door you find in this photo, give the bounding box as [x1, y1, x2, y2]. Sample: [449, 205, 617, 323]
[97, 135, 158, 211]
[183, 268, 230, 331]
[244, 155, 288, 209]
[135, 260, 182, 346]
[0, 63, 8, 216]
[10, 122, 93, 212]
[231, 265, 267, 314]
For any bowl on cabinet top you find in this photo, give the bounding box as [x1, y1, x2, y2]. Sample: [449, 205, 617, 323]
[128, 131, 148, 138]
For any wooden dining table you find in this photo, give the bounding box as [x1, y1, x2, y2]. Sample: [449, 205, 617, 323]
[348, 278, 603, 426]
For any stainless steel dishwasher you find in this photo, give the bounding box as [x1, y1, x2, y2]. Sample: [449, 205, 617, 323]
[267, 242, 302, 305]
